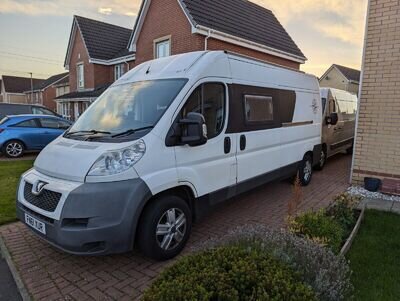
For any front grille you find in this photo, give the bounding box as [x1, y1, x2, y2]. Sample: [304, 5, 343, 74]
[24, 182, 62, 212]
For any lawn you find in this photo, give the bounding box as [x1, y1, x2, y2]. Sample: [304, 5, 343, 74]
[0, 160, 34, 225]
[348, 209, 400, 301]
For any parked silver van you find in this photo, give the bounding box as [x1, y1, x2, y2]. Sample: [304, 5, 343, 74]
[316, 88, 358, 169]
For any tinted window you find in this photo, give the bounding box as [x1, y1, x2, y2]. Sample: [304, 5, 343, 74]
[69, 79, 187, 134]
[15, 119, 38, 128]
[32, 107, 56, 116]
[182, 83, 225, 139]
[0, 117, 9, 125]
[40, 118, 68, 129]
[244, 95, 273, 123]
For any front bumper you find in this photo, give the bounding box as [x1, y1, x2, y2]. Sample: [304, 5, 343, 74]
[17, 169, 152, 255]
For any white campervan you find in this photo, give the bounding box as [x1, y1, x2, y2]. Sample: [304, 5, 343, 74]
[17, 51, 322, 260]
[316, 88, 358, 170]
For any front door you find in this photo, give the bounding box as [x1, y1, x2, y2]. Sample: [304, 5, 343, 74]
[174, 82, 237, 201]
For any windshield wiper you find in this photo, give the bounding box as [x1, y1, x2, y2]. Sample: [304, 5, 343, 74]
[65, 130, 111, 138]
[111, 126, 154, 138]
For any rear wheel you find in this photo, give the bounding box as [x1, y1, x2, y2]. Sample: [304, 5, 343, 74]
[297, 154, 313, 186]
[137, 195, 192, 260]
[346, 145, 354, 155]
[2, 140, 25, 158]
[315, 148, 327, 171]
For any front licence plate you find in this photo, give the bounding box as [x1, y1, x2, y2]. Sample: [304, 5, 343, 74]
[25, 213, 46, 235]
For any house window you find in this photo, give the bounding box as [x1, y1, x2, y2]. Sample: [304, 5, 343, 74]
[77, 63, 84, 89]
[114, 64, 126, 81]
[155, 38, 171, 59]
[244, 95, 274, 123]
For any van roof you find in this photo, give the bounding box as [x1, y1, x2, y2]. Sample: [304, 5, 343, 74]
[117, 51, 318, 91]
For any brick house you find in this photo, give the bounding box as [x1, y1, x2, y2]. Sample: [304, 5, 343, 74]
[24, 72, 69, 111]
[0, 75, 44, 104]
[56, 15, 135, 120]
[59, 0, 305, 120]
[130, 0, 306, 69]
[319, 64, 361, 95]
[351, 0, 400, 193]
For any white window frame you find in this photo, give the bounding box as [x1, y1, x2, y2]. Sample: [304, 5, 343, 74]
[154, 36, 171, 59]
[77, 63, 84, 89]
[114, 64, 125, 81]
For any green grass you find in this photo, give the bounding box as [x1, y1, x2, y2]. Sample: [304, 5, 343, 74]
[348, 209, 400, 301]
[0, 160, 34, 225]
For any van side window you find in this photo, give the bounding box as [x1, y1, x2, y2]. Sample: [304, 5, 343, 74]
[182, 83, 225, 139]
[244, 95, 273, 123]
[329, 98, 336, 113]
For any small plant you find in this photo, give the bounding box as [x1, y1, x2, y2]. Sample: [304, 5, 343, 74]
[193, 225, 353, 301]
[288, 209, 344, 254]
[144, 244, 317, 301]
[288, 175, 304, 217]
[327, 193, 361, 236]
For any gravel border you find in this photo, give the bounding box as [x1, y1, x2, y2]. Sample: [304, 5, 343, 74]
[347, 186, 400, 203]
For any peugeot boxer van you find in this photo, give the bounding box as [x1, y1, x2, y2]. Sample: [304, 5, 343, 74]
[316, 88, 358, 170]
[17, 51, 322, 260]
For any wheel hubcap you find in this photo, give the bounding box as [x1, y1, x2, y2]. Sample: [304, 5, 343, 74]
[320, 150, 326, 166]
[6, 143, 23, 157]
[303, 160, 312, 182]
[156, 208, 186, 251]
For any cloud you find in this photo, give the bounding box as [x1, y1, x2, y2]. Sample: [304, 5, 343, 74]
[0, 0, 141, 18]
[254, 0, 367, 46]
[98, 7, 113, 15]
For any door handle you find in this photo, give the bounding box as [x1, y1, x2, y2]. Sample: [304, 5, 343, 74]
[224, 137, 231, 154]
[240, 135, 246, 151]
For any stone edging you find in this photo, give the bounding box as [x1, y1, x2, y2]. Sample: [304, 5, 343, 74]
[0, 235, 32, 301]
[340, 206, 366, 256]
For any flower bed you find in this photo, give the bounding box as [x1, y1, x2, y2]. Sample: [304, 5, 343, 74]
[144, 226, 353, 301]
[288, 193, 363, 255]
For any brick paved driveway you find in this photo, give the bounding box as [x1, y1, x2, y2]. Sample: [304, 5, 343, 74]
[0, 154, 351, 301]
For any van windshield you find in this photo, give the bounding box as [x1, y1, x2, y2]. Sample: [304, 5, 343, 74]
[68, 79, 187, 139]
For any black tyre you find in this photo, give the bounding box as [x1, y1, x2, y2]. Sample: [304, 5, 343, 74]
[346, 145, 354, 155]
[314, 148, 327, 171]
[297, 154, 313, 186]
[137, 195, 192, 260]
[2, 140, 25, 158]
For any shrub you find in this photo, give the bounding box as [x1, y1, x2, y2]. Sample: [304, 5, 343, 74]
[288, 210, 344, 253]
[193, 225, 353, 301]
[143, 244, 317, 301]
[327, 193, 361, 236]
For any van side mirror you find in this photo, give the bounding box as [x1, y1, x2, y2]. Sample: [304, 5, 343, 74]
[326, 112, 338, 125]
[179, 112, 208, 147]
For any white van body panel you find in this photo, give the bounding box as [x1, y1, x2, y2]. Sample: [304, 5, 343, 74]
[18, 51, 322, 256]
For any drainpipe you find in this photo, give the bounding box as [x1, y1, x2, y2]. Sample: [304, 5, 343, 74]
[205, 29, 212, 51]
[350, 0, 371, 184]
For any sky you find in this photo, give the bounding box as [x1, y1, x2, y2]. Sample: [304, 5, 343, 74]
[0, 0, 368, 80]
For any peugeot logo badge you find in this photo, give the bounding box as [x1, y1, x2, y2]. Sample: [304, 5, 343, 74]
[31, 180, 48, 196]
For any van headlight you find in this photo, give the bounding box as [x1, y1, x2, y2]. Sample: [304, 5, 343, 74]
[87, 140, 146, 176]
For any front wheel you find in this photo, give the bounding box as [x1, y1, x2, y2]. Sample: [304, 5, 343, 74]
[298, 154, 313, 186]
[137, 195, 192, 260]
[2, 140, 25, 158]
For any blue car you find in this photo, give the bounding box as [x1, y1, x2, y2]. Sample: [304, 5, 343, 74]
[0, 115, 72, 158]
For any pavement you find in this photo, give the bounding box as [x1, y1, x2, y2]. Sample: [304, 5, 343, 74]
[0, 153, 37, 162]
[0, 255, 22, 301]
[0, 154, 352, 301]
